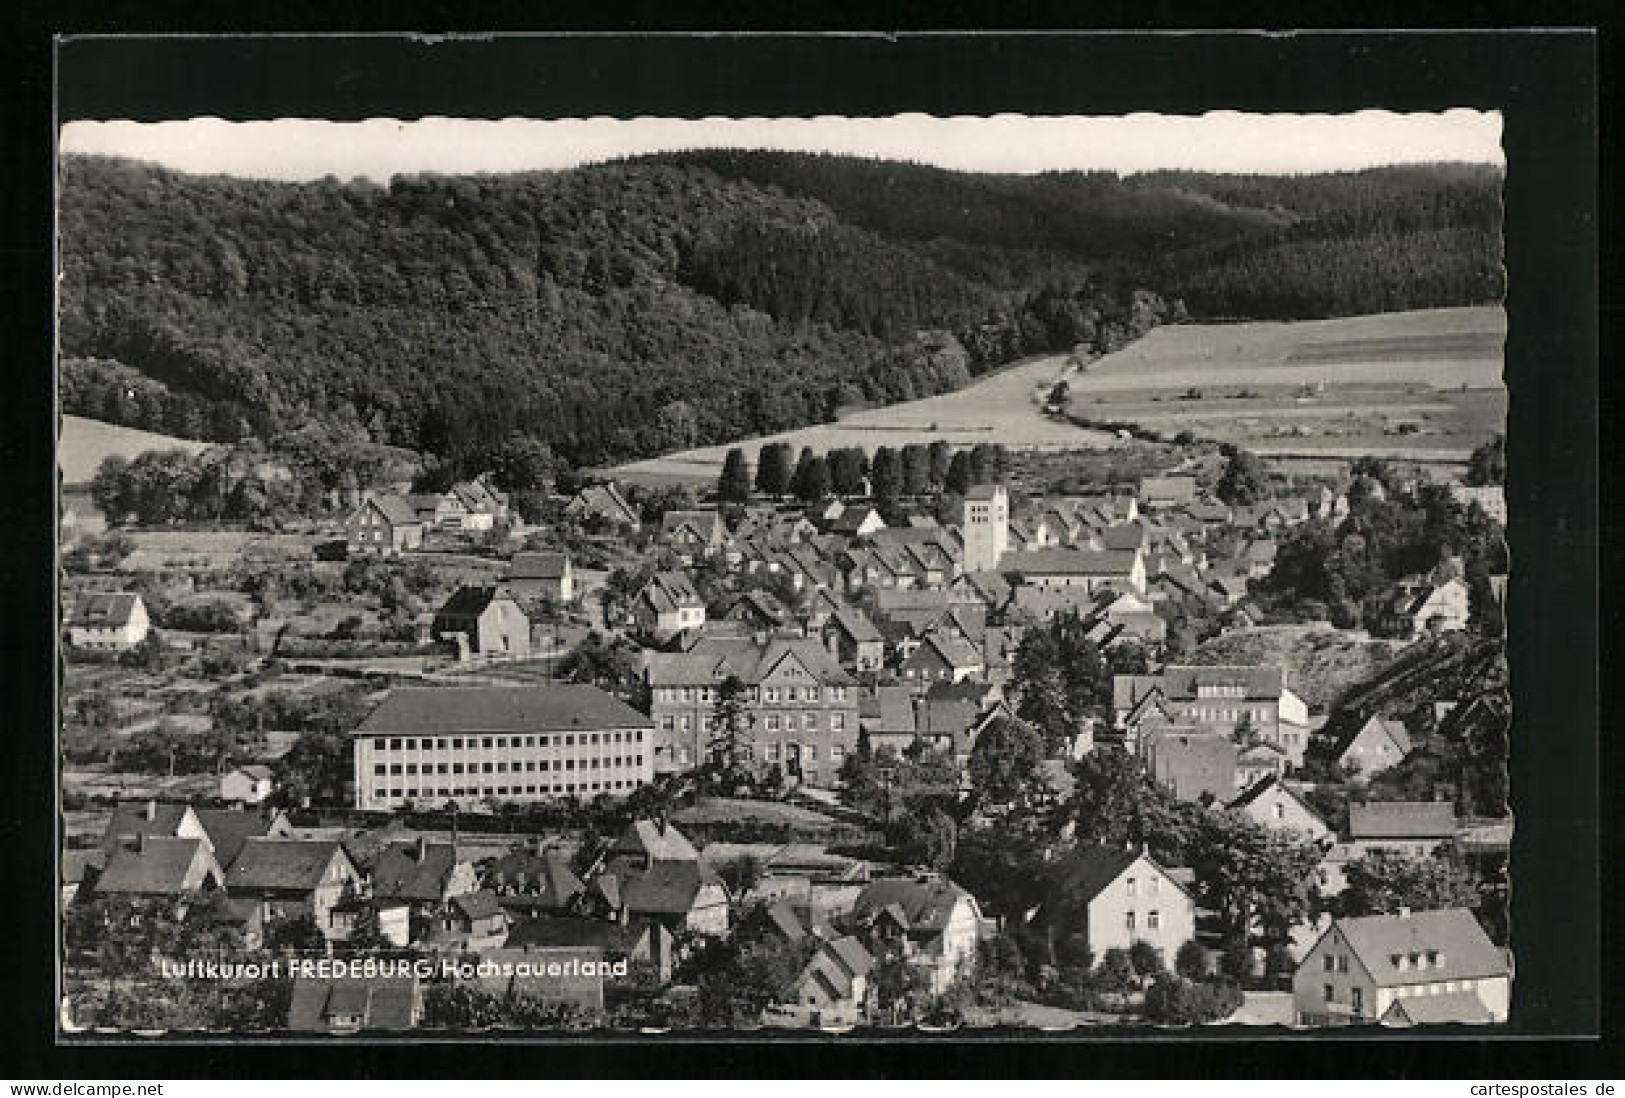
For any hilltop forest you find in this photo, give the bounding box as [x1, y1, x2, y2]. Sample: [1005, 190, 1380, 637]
[58, 152, 1503, 475]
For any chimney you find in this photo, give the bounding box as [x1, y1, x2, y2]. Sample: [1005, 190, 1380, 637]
[144, 800, 157, 821]
[416, 836, 429, 863]
[135, 831, 147, 853]
[1397, 906, 1412, 919]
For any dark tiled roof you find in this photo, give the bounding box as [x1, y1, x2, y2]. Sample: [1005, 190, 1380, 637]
[192, 808, 286, 869]
[102, 801, 193, 855]
[68, 592, 142, 628]
[488, 848, 584, 907]
[451, 890, 505, 921]
[853, 878, 973, 932]
[1045, 844, 1141, 906]
[95, 837, 216, 896]
[998, 548, 1140, 576]
[370, 841, 467, 903]
[353, 684, 653, 736]
[503, 915, 652, 953]
[610, 819, 700, 864]
[224, 839, 349, 893]
[1348, 801, 1457, 840]
[619, 861, 721, 916]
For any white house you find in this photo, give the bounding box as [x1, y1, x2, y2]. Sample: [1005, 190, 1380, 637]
[67, 592, 150, 650]
[220, 764, 275, 806]
[1294, 907, 1511, 1027]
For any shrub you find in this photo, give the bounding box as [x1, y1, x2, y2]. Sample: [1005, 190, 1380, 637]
[1143, 975, 1245, 1026]
[1129, 940, 1165, 979]
[1174, 939, 1211, 981]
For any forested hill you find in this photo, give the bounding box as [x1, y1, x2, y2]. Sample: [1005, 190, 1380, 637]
[637, 151, 1504, 317]
[58, 152, 1501, 473]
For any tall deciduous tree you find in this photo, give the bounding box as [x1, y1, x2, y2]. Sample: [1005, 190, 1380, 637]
[718, 447, 752, 504]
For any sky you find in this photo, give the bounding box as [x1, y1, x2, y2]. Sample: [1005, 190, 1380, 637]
[58, 111, 1504, 182]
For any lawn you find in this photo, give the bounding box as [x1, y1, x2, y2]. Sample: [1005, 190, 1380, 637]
[58, 414, 211, 485]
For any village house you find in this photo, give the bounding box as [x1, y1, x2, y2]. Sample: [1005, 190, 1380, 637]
[350, 684, 655, 810]
[1333, 715, 1414, 777]
[1029, 844, 1197, 964]
[724, 589, 794, 632]
[1344, 801, 1459, 860]
[1139, 727, 1237, 804]
[792, 934, 878, 1025]
[486, 843, 586, 912]
[1227, 775, 1333, 844]
[431, 585, 532, 659]
[100, 800, 205, 856]
[92, 835, 225, 899]
[367, 838, 483, 946]
[565, 482, 641, 530]
[660, 509, 728, 562]
[898, 629, 985, 685]
[852, 876, 983, 994]
[218, 764, 275, 806]
[829, 505, 887, 539]
[191, 806, 295, 870]
[631, 571, 707, 640]
[1294, 907, 1510, 1027]
[423, 890, 511, 953]
[506, 551, 574, 604]
[505, 915, 677, 984]
[223, 838, 364, 941]
[66, 592, 150, 650]
[287, 974, 423, 1033]
[1380, 577, 1471, 638]
[820, 606, 885, 673]
[591, 820, 731, 937]
[644, 635, 859, 785]
[346, 495, 424, 557]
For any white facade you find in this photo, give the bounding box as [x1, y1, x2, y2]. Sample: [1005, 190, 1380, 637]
[354, 725, 654, 810]
[961, 486, 1009, 573]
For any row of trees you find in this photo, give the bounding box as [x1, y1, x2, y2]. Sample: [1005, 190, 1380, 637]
[719, 440, 1012, 511]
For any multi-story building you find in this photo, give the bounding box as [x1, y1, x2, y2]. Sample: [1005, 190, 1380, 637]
[1114, 665, 1312, 766]
[643, 635, 859, 786]
[960, 484, 1009, 573]
[351, 685, 655, 810]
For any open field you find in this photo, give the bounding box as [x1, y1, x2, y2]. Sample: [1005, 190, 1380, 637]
[613, 306, 1505, 485]
[58, 415, 212, 485]
[612, 354, 1119, 485]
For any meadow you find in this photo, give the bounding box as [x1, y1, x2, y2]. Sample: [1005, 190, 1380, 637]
[614, 304, 1506, 484]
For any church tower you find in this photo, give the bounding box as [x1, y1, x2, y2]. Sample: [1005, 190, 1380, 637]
[961, 483, 1009, 573]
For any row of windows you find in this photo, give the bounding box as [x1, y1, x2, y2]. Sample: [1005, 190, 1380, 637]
[374, 755, 643, 776]
[653, 685, 849, 704]
[368, 731, 645, 752]
[1124, 911, 1162, 931]
[370, 777, 646, 800]
[658, 712, 846, 734]
[1124, 876, 1162, 897]
[1183, 705, 1271, 724]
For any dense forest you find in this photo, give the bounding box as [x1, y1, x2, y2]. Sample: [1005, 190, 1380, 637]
[58, 152, 1502, 471]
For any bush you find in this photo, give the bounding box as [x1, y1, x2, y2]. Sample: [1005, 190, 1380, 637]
[1129, 940, 1165, 979]
[1174, 939, 1211, 981]
[1094, 948, 1136, 994]
[1143, 974, 1245, 1026]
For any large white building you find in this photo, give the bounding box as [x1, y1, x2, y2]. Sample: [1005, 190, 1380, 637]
[960, 484, 1009, 574]
[351, 685, 654, 810]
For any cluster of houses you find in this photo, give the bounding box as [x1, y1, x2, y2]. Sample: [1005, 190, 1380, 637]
[63, 457, 1512, 1029]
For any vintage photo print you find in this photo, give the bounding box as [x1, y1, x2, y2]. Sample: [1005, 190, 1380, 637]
[54, 39, 1529, 1041]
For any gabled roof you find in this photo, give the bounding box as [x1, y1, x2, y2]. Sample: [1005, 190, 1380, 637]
[571, 482, 639, 523]
[907, 630, 983, 672]
[361, 494, 421, 527]
[371, 841, 469, 903]
[509, 551, 570, 580]
[964, 484, 1005, 502]
[825, 606, 882, 644]
[224, 839, 351, 893]
[450, 890, 505, 922]
[192, 808, 286, 869]
[637, 571, 704, 614]
[610, 819, 700, 864]
[1333, 908, 1509, 988]
[853, 877, 974, 932]
[1044, 844, 1141, 906]
[1383, 990, 1496, 1025]
[1140, 475, 1198, 503]
[619, 860, 722, 916]
[1347, 801, 1457, 841]
[645, 636, 854, 688]
[1225, 775, 1327, 830]
[860, 686, 918, 736]
[68, 592, 143, 629]
[488, 847, 585, 907]
[102, 801, 196, 855]
[503, 915, 657, 954]
[95, 837, 217, 896]
[435, 585, 518, 620]
[1334, 715, 1414, 760]
[661, 509, 725, 540]
[287, 975, 419, 1031]
[1152, 665, 1286, 701]
[353, 685, 653, 736]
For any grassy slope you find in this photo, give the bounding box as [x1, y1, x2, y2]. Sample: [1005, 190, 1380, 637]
[59, 413, 211, 485]
[1187, 625, 1402, 711]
